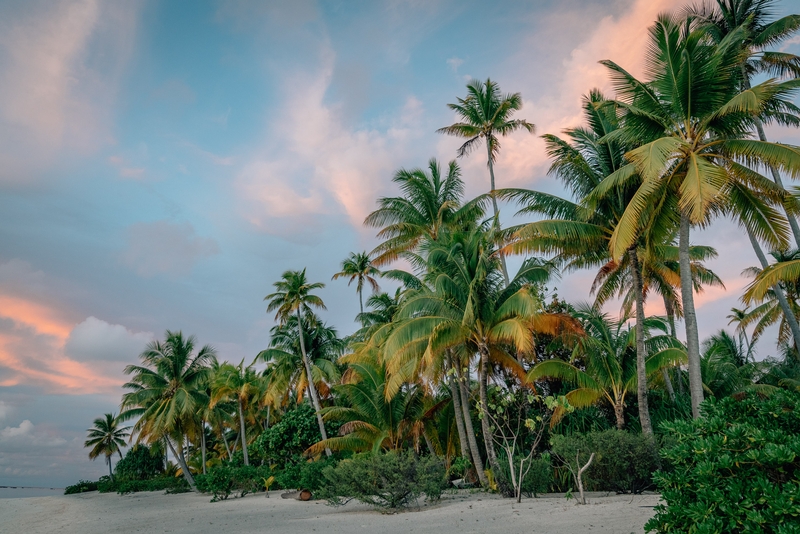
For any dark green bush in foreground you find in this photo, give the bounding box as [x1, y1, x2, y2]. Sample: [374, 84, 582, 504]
[318, 450, 447, 510]
[114, 443, 164, 481]
[550, 429, 659, 493]
[495, 451, 552, 497]
[646, 390, 800, 534]
[64, 480, 98, 494]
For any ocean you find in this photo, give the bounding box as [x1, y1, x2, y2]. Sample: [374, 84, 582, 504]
[0, 487, 65, 499]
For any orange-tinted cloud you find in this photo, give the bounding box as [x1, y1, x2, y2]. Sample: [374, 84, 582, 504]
[0, 295, 73, 341]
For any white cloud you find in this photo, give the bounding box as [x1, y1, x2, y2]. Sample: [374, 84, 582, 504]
[447, 57, 464, 72]
[121, 220, 220, 277]
[0, 401, 10, 420]
[64, 317, 152, 362]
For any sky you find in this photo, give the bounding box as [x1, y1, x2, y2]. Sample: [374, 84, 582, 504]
[1, 0, 799, 488]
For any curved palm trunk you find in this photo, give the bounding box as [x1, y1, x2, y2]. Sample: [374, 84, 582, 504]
[486, 142, 510, 286]
[629, 249, 653, 435]
[238, 399, 249, 466]
[358, 288, 364, 316]
[680, 215, 704, 418]
[458, 367, 488, 487]
[743, 71, 800, 249]
[478, 343, 511, 495]
[108, 455, 113, 479]
[745, 227, 800, 356]
[167, 436, 196, 491]
[296, 309, 331, 457]
[220, 427, 232, 461]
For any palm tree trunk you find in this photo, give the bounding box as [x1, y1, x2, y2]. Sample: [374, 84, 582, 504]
[108, 455, 113, 479]
[478, 343, 511, 495]
[448, 373, 471, 461]
[680, 214, 704, 419]
[661, 296, 678, 401]
[167, 436, 196, 491]
[486, 142, 510, 286]
[296, 309, 331, 457]
[265, 405, 271, 430]
[359, 288, 364, 316]
[238, 399, 249, 466]
[423, 432, 436, 456]
[458, 366, 488, 487]
[745, 227, 800, 355]
[614, 401, 625, 430]
[220, 428, 232, 461]
[201, 420, 207, 474]
[742, 71, 800, 249]
[629, 248, 653, 435]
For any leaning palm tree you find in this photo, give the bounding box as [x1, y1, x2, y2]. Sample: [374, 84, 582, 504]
[264, 271, 332, 456]
[120, 331, 216, 490]
[210, 361, 263, 466]
[85, 413, 130, 479]
[437, 78, 536, 284]
[332, 251, 381, 316]
[590, 13, 800, 417]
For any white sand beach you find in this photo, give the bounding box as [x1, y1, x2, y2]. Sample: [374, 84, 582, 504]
[1, 490, 659, 534]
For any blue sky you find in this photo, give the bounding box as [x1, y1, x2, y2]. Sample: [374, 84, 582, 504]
[1, 0, 799, 487]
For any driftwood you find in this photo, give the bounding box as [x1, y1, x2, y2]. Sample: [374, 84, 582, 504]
[280, 489, 313, 501]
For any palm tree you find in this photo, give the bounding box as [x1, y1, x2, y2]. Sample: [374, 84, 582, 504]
[85, 413, 130, 479]
[264, 271, 332, 456]
[364, 158, 483, 266]
[210, 361, 263, 466]
[385, 225, 577, 494]
[591, 14, 799, 417]
[332, 251, 381, 316]
[528, 306, 684, 429]
[307, 360, 431, 455]
[437, 78, 536, 284]
[256, 315, 342, 407]
[120, 331, 216, 490]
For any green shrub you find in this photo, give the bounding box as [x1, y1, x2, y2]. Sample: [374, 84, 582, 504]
[317, 450, 447, 510]
[114, 443, 164, 481]
[495, 451, 553, 497]
[97, 475, 187, 494]
[274, 457, 338, 492]
[550, 429, 659, 493]
[64, 480, 98, 494]
[253, 404, 330, 464]
[195, 465, 271, 502]
[646, 390, 800, 533]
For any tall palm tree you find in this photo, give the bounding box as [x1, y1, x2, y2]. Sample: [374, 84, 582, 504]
[499, 89, 677, 434]
[120, 331, 216, 490]
[528, 306, 684, 429]
[437, 78, 536, 284]
[85, 413, 130, 479]
[591, 14, 799, 417]
[264, 271, 332, 456]
[332, 251, 381, 316]
[210, 361, 263, 466]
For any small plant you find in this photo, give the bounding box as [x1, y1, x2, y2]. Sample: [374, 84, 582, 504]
[317, 450, 447, 510]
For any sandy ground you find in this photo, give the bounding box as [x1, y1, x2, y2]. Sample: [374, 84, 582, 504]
[0, 490, 660, 534]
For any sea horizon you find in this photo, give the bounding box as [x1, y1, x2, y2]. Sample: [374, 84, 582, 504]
[0, 487, 65, 499]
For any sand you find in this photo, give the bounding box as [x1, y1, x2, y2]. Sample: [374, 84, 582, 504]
[0, 490, 660, 534]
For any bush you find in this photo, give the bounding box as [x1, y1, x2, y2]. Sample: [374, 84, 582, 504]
[274, 457, 338, 492]
[495, 451, 553, 497]
[550, 429, 659, 493]
[114, 443, 164, 481]
[252, 404, 329, 465]
[317, 450, 447, 510]
[195, 465, 271, 502]
[64, 480, 98, 494]
[646, 390, 800, 533]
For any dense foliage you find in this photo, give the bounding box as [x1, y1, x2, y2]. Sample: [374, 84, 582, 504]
[551, 430, 660, 494]
[317, 451, 448, 510]
[646, 390, 800, 533]
[64, 480, 98, 495]
[114, 444, 165, 481]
